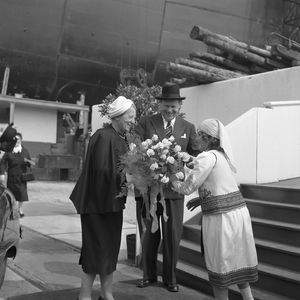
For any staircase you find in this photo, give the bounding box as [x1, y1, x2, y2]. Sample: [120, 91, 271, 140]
[157, 181, 300, 300]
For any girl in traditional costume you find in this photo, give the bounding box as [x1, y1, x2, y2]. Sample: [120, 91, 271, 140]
[173, 119, 258, 300]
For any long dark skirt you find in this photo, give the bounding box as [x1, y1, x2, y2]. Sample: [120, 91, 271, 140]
[7, 175, 29, 202]
[79, 211, 123, 275]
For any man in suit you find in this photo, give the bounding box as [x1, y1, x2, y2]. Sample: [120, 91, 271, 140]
[135, 83, 199, 292]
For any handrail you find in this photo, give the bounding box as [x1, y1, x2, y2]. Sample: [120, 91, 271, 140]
[263, 100, 300, 108]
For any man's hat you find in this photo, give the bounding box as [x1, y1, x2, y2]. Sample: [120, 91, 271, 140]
[156, 84, 186, 100]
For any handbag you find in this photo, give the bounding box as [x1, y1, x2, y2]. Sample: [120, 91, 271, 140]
[21, 168, 35, 182]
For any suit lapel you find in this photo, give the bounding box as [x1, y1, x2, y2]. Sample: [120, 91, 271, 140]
[173, 117, 185, 142]
[150, 114, 165, 141]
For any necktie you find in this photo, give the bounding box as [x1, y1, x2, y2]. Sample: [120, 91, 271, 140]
[165, 121, 172, 138]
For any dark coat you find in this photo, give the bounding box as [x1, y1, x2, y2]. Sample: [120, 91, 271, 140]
[0, 147, 31, 202]
[135, 113, 199, 200]
[70, 125, 127, 214]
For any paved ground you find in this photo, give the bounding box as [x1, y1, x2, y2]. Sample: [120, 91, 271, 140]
[0, 181, 212, 300]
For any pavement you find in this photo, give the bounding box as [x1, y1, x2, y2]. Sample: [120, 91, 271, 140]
[0, 181, 212, 300]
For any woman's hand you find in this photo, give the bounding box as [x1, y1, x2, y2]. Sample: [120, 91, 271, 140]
[24, 158, 35, 166]
[186, 157, 195, 169]
[186, 197, 201, 211]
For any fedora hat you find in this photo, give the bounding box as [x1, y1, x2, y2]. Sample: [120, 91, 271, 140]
[156, 84, 186, 100]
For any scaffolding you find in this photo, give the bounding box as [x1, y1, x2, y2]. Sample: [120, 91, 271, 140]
[283, 0, 300, 42]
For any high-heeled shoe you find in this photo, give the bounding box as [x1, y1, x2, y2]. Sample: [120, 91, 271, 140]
[19, 213, 25, 218]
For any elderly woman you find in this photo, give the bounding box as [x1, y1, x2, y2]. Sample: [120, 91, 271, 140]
[172, 119, 258, 300]
[70, 96, 136, 300]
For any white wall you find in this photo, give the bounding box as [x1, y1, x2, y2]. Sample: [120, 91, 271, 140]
[14, 105, 57, 143]
[181, 66, 300, 128]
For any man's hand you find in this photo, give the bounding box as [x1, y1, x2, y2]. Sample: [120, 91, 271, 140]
[186, 197, 201, 211]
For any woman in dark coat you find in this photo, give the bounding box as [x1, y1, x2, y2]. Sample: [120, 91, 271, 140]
[0, 132, 33, 217]
[70, 96, 136, 300]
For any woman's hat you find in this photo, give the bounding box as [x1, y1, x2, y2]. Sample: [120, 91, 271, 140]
[156, 84, 186, 100]
[0, 124, 17, 143]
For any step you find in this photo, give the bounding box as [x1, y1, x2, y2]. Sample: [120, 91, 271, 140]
[255, 238, 300, 272]
[240, 184, 300, 204]
[254, 262, 300, 299]
[246, 198, 300, 224]
[179, 239, 206, 269]
[251, 217, 300, 247]
[182, 223, 201, 244]
[157, 254, 294, 300]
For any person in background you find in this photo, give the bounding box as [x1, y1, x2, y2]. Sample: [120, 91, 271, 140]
[70, 96, 136, 300]
[172, 118, 258, 300]
[0, 132, 34, 218]
[135, 83, 199, 293]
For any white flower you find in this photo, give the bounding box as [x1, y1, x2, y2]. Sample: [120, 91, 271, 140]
[168, 136, 175, 142]
[166, 156, 175, 164]
[150, 162, 159, 170]
[151, 144, 159, 150]
[161, 149, 169, 155]
[182, 152, 191, 162]
[146, 149, 155, 157]
[162, 138, 172, 146]
[176, 172, 184, 180]
[160, 154, 167, 160]
[174, 145, 181, 153]
[177, 152, 183, 159]
[152, 134, 159, 141]
[129, 143, 136, 152]
[157, 142, 164, 149]
[161, 175, 170, 183]
[141, 141, 149, 149]
[146, 139, 153, 146]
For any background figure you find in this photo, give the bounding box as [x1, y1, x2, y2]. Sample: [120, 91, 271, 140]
[135, 83, 199, 293]
[70, 96, 136, 300]
[173, 118, 258, 300]
[0, 132, 33, 218]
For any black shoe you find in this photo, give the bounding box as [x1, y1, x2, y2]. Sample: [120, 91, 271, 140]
[20, 213, 25, 218]
[136, 278, 157, 288]
[98, 296, 104, 300]
[164, 283, 179, 292]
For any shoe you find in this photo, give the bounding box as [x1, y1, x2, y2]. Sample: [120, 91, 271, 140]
[136, 278, 157, 288]
[19, 213, 25, 218]
[164, 283, 179, 292]
[98, 296, 104, 300]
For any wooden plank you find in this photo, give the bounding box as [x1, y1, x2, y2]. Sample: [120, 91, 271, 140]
[265, 58, 291, 69]
[274, 44, 300, 61]
[203, 36, 274, 70]
[190, 25, 273, 58]
[175, 57, 246, 78]
[166, 62, 224, 83]
[190, 52, 252, 74]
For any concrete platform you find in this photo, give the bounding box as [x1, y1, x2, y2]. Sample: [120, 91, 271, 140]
[0, 181, 212, 300]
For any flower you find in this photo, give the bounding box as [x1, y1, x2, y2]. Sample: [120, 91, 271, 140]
[118, 134, 191, 233]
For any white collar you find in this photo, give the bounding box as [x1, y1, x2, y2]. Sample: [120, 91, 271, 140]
[13, 144, 22, 153]
[162, 116, 176, 127]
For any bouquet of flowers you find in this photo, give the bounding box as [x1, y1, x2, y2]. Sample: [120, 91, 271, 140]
[119, 133, 191, 234]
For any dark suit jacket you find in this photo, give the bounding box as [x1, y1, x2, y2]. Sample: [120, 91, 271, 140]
[135, 114, 199, 200]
